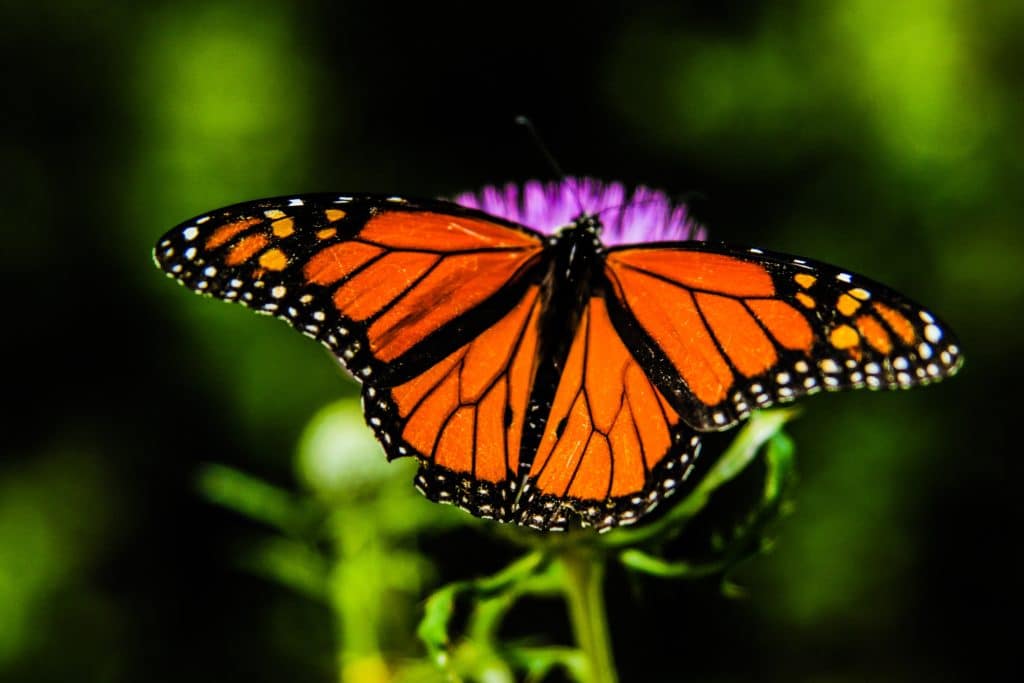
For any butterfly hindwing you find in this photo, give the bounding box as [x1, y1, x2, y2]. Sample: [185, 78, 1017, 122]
[603, 242, 963, 431]
[519, 296, 702, 531]
[363, 285, 544, 522]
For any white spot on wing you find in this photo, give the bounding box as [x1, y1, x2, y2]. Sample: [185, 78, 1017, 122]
[820, 358, 841, 374]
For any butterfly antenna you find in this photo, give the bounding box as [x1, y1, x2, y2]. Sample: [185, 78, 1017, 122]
[515, 116, 586, 217]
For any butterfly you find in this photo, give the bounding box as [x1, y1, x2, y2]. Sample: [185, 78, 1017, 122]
[154, 180, 962, 532]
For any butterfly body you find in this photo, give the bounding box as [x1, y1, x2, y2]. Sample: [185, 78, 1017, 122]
[155, 187, 961, 532]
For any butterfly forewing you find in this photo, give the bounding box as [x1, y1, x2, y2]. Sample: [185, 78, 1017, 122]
[604, 242, 963, 431]
[154, 194, 545, 383]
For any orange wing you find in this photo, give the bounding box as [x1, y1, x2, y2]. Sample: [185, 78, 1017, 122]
[364, 286, 543, 520]
[155, 194, 544, 383]
[518, 297, 701, 531]
[155, 194, 551, 522]
[604, 244, 963, 430]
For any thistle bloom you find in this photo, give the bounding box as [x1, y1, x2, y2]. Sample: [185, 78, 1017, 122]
[453, 177, 706, 245]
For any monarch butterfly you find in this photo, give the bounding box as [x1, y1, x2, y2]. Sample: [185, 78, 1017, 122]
[154, 178, 962, 532]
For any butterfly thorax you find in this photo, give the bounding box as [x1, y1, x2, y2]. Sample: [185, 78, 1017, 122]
[539, 214, 606, 343]
[544, 214, 604, 293]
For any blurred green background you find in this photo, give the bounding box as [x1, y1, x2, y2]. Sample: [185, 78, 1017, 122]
[3, 0, 1018, 680]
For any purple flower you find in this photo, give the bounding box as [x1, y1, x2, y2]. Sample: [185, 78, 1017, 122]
[453, 177, 706, 246]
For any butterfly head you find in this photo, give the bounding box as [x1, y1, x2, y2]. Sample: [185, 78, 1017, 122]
[552, 213, 602, 243]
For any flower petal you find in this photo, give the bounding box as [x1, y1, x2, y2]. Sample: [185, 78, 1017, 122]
[453, 177, 705, 246]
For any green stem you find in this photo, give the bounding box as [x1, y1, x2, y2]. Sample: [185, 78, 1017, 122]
[560, 547, 618, 683]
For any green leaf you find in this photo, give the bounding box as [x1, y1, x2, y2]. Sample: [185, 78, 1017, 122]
[622, 427, 798, 580]
[418, 551, 565, 679]
[244, 536, 328, 600]
[617, 550, 730, 579]
[197, 463, 317, 534]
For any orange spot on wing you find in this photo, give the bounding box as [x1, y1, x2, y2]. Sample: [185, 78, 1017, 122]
[224, 233, 269, 266]
[829, 324, 860, 349]
[795, 292, 816, 309]
[316, 228, 337, 240]
[271, 217, 295, 238]
[849, 288, 871, 300]
[325, 209, 346, 222]
[360, 211, 541, 250]
[747, 299, 814, 352]
[608, 249, 775, 297]
[837, 293, 861, 316]
[368, 250, 535, 362]
[304, 242, 383, 285]
[695, 293, 777, 378]
[258, 248, 288, 271]
[609, 264, 733, 406]
[873, 302, 916, 344]
[794, 273, 816, 289]
[334, 252, 440, 321]
[856, 314, 893, 354]
[206, 217, 262, 250]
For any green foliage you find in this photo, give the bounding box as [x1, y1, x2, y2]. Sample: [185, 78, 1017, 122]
[0, 451, 119, 665]
[200, 399, 462, 682]
[417, 410, 798, 682]
[198, 403, 796, 682]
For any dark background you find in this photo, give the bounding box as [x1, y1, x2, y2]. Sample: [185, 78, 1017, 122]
[3, 1, 1019, 681]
